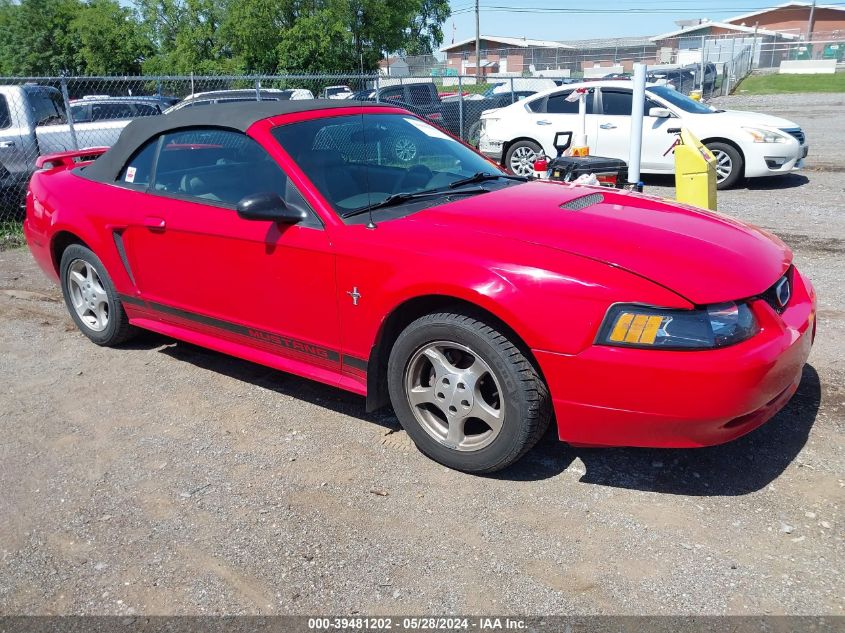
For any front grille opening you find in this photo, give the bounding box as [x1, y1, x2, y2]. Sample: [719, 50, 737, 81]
[782, 128, 805, 145]
[760, 266, 794, 314]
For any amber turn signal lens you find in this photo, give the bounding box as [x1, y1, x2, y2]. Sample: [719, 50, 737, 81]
[608, 313, 664, 345]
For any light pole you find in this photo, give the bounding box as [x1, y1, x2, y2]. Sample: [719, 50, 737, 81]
[475, 0, 481, 79]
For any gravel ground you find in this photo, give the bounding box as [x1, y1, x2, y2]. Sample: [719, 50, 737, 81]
[0, 93, 842, 616]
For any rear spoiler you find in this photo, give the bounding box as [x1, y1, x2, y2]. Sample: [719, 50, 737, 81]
[36, 147, 109, 170]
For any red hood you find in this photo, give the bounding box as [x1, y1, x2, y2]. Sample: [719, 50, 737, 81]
[409, 181, 791, 305]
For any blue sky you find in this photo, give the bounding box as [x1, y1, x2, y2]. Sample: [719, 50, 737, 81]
[446, 0, 803, 43]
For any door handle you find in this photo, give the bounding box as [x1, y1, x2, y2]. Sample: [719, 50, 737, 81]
[0, 141, 15, 148]
[536, 120, 552, 126]
[143, 216, 166, 230]
[600, 123, 617, 130]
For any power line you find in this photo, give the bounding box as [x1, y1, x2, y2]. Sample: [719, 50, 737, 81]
[450, 2, 845, 14]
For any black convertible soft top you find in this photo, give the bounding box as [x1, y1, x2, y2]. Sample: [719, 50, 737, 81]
[81, 99, 389, 183]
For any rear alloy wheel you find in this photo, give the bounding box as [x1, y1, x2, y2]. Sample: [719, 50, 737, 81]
[706, 142, 744, 190]
[60, 244, 137, 346]
[388, 312, 550, 474]
[505, 140, 542, 177]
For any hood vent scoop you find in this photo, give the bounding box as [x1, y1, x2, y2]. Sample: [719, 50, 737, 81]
[560, 192, 605, 211]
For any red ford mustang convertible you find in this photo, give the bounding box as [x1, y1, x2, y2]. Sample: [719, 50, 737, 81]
[24, 100, 816, 473]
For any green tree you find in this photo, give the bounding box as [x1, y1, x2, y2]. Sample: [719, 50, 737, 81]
[0, 0, 17, 74]
[135, 0, 241, 75]
[276, 9, 355, 72]
[404, 0, 450, 56]
[220, 0, 294, 73]
[72, 0, 153, 75]
[0, 0, 83, 75]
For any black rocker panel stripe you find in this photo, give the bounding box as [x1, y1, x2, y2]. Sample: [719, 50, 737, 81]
[117, 293, 368, 371]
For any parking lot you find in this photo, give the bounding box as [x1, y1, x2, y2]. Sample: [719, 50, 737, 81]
[0, 92, 842, 616]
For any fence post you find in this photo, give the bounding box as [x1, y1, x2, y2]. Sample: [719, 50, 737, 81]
[510, 77, 514, 104]
[750, 24, 759, 69]
[254, 77, 261, 101]
[375, 74, 380, 102]
[59, 77, 79, 151]
[156, 79, 162, 99]
[458, 73, 464, 140]
[700, 35, 707, 91]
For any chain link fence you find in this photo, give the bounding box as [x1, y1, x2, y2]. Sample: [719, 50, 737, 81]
[0, 57, 757, 222]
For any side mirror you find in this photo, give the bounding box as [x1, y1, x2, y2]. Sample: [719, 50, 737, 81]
[649, 107, 672, 118]
[236, 192, 305, 223]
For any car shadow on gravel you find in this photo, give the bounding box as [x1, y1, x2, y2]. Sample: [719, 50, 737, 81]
[121, 334, 820, 495]
[498, 364, 821, 496]
[745, 173, 810, 190]
[141, 335, 401, 431]
[641, 173, 810, 191]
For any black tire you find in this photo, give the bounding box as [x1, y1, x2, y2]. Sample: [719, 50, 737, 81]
[706, 141, 744, 190]
[387, 311, 551, 474]
[504, 139, 542, 177]
[59, 244, 137, 346]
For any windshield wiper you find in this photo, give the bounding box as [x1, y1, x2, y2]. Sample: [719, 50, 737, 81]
[342, 187, 489, 219]
[447, 171, 528, 189]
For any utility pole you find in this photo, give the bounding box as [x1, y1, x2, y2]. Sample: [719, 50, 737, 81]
[475, 0, 481, 79]
[807, 0, 816, 40]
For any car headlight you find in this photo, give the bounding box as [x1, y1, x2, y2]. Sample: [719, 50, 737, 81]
[598, 302, 758, 350]
[743, 126, 789, 144]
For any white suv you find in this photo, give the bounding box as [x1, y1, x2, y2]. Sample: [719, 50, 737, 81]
[478, 80, 808, 188]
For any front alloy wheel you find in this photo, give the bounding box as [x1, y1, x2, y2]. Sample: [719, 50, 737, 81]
[706, 141, 743, 189]
[404, 341, 504, 451]
[387, 311, 551, 473]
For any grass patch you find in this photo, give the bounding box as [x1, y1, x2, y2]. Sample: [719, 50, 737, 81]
[736, 72, 845, 94]
[0, 221, 26, 251]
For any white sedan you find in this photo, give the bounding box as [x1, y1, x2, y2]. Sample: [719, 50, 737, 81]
[478, 80, 808, 188]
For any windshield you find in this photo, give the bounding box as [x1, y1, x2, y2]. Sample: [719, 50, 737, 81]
[648, 85, 715, 115]
[272, 113, 506, 219]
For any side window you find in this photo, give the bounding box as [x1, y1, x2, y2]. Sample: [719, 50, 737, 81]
[546, 91, 594, 114]
[29, 90, 66, 126]
[527, 97, 546, 113]
[407, 84, 432, 105]
[601, 89, 661, 117]
[0, 96, 11, 129]
[600, 90, 633, 116]
[70, 104, 91, 123]
[380, 87, 403, 102]
[92, 103, 135, 121]
[133, 103, 161, 117]
[117, 137, 158, 187]
[152, 128, 315, 219]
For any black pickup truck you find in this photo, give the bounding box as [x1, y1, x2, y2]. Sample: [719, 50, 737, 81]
[351, 82, 539, 144]
[350, 83, 446, 127]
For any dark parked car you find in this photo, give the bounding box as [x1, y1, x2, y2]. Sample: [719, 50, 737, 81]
[350, 83, 445, 126]
[69, 96, 173, 123]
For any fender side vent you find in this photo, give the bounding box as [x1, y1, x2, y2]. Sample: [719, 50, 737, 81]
[560, 192, 604, 211]
[112, 230, 136, 286]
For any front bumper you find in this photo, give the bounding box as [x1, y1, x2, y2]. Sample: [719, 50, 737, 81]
[745, 142, 809, 178]
[534, 268, 816, 448]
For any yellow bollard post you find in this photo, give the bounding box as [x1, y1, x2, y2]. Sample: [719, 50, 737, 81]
[674, 128, 717, 211]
